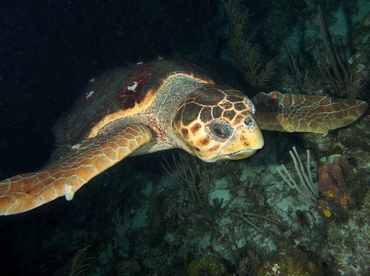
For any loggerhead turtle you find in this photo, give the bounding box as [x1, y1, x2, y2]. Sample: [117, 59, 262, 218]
[0, 59, 367, 215]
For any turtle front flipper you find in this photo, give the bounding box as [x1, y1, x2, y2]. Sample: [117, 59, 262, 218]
[0, 124, 152, 215]
[252, 91, 368, 134]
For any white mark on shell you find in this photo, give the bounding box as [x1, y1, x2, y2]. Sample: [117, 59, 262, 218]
[72, 143, 82, 149]
[86, 91, 94, 99]
[127, 81, 138, 91]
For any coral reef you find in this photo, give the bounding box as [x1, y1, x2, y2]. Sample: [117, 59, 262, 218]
[317, 156, 353, 219]
[318, 192, 370, 275]
[183, 256, 233, 276]
[251, 247, 322, 276]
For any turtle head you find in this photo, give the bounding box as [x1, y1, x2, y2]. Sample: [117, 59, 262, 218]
[173, 86, 264, 162]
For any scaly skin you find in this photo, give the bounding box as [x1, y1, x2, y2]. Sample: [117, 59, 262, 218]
[0, 124, 152, 215]
[253, 91, 368, 134]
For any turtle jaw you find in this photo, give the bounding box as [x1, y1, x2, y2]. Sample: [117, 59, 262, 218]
[199, 148, 260, 162]
[222, 148, 259, 160]
[224, 122, 265, 160]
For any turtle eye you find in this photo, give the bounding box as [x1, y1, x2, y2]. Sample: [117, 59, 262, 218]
[208, 121, 232, 139]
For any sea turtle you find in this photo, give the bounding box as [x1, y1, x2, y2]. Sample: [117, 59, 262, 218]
[0, 58, 367, 215]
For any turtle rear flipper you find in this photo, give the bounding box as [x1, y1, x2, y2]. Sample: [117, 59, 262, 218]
[0, 124, 152, 215]
[252, 91, 368, 134]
